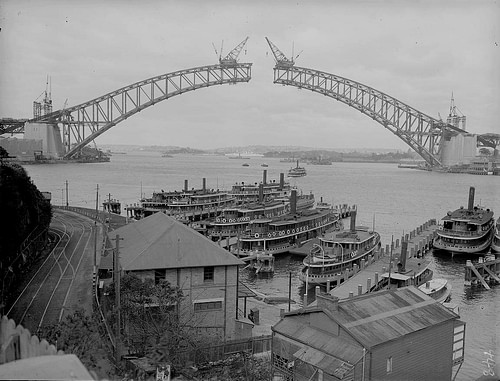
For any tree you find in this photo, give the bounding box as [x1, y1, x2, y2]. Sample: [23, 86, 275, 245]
[105, 273, 205, 367]
[0, 146, 9, 165]
[41, 309, 103, 369]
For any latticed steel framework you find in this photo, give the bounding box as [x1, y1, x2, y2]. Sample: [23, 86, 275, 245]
[271, 65, 471, 167]
[33, 64, 252, 158]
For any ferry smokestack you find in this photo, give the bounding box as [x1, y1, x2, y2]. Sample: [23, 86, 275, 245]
[202, 178, 206, 192]
[279, 173, 284, 189]
[184, 180, 188, 192]
[263, 170, 267, 185]
[291, 189, 297, 214]
[468, 186, 475, 210]
[259, 183, 264, 203]
[350, 210, 357, 232]
[399, 240, 408, 272]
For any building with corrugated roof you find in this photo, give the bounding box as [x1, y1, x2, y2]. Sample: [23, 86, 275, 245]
[271, 286, 465, 381]
[107, 212, 246, 340]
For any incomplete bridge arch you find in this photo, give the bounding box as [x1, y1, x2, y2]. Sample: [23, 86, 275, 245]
[265, 38, 493, 168]
[33, 63, 252, 158]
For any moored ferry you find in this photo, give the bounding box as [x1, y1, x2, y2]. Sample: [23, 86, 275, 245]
[490, 217, 500, 253]
[231, 191, 338, 257]
[299, 210, 381, 286]
[230, 171, 291, 204]
[209, 189, 315, 241]
[433, 187, 495, 255]
[126, 178, 236, 221]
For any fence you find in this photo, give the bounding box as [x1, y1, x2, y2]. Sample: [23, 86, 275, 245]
[177, 335, 272, 365]
[0, 315, 64, 364]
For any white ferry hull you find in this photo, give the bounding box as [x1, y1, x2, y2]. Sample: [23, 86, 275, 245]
[433, 229, 494, 255]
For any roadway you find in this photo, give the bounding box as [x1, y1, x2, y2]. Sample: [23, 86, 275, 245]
[6, 209, 103, 334]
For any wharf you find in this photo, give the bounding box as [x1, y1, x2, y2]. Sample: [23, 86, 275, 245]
[465, 257, 500, 289]
[328, 219, 437, 300]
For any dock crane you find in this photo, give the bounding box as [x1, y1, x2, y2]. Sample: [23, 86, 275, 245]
[265, 37, 295, 67]
[213, 36, 249, 67]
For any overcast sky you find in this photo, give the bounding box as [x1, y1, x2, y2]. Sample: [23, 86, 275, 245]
[1, 0, 499, 150]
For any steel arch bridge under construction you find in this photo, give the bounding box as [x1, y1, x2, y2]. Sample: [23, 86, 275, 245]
[4, 37, 496, 164]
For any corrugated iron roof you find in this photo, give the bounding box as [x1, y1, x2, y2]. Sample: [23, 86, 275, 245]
[110, 212, 244, 271]
[334, 287, 458, 348]
[273, 312, 364, 364]
[275, 287, 458, 351]
[293, 346, 354, 378]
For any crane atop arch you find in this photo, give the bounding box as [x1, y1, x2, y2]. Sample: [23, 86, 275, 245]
[265, 37, 496, 168]
[27, 38, 252, 159]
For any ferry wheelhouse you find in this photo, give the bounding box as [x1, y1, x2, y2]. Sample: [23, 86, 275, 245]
[231, 192, 338, 257]
[126, 178, 236, 221]
[299, 211, 381, 286]
[433, 187, 495, 254]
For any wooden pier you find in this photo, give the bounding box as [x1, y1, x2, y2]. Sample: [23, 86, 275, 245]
[327, 219, 438, 299]
[464, 258, 500, 289]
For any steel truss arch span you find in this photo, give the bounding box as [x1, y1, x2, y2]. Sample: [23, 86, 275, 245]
[271, 66, 469, 167]
[33, 64, 252, 159]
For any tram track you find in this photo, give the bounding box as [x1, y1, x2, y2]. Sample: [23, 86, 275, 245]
[6, 210, 97, 334]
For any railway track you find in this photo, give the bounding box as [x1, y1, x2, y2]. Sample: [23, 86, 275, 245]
[6, 209, 97, 334]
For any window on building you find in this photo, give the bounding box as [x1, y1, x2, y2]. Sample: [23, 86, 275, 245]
[386, 356, 393, 373]
[204, 266, 214, 282]
[194, 300, 222, 312]
[154, 269, 166, 284]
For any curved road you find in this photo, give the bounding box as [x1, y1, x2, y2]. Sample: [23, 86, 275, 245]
[6, 209, 102, 334]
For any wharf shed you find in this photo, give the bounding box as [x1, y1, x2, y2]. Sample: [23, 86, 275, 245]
[271, 286, 465, 381]
[107, 212, 246, 340]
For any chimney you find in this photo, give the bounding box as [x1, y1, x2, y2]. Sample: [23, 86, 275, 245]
[259, 183, 264, 203]
[290, 189, 297, 214]
[350, 210, 357, 232]
[279, 173, 285, 189]
[399, 240, 408, 272]
[468, 186, 475, 210]
[263, 170, 267, 185]
[316, 289, 339, 312]
[202, 178, 206, 192]
[184, 179, 188, 192]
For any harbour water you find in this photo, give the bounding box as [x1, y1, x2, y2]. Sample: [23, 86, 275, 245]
[23, 151, 499, 380]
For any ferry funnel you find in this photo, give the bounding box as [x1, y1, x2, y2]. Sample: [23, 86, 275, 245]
[291, 189, 297, 214]
[259, 183, 264, 203]
[263, 170, 267, 184]
[399, 240, 408, 273]
[350, 210, 357, 232]
[279, 173, 284, 189]
[184, 179, 188, 192]
[468, 186, 475, 210]
[202, 178, 206, 192]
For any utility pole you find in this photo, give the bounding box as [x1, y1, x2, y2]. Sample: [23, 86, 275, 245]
[113, 234, 123, 362]
[94, 185, 99, 270]
[65, 180, 69, 207]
